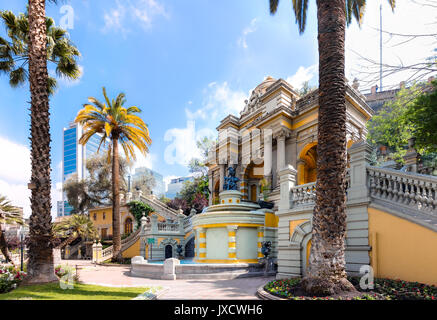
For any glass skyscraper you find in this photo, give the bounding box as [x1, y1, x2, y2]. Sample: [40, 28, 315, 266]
[60, 122, 108, 217]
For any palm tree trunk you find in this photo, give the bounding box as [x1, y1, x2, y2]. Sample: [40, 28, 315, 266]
[56, 235, 77, 250]
[26, 0, 57, 283]
[112, 138, 122, 262]
[0, 229, 15, 266]
[301, 0, 355, 296]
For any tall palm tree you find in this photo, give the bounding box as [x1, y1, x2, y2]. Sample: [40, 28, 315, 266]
[75, 87, 152, 262]
[269, 0, 395, 295]
[0, 9, 81, 94]
[0, 195, 24, 266]
[24, 0, 78, 283]
[53, 214, 97, 249]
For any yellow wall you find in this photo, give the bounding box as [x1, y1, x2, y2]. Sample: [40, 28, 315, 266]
[265, 213, 279, 228]
[122, 238, 141, 258]
[369, 207, 437, 286]
[89, 205, 134, 237]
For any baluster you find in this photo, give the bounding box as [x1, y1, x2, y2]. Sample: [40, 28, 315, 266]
[381, 174, 388, 199]
[375, 172, 382, 198]
[403, 179, 411, 205]
[386, 175, 393, 200]
[370, 171, 377, 197]
[392, 176, 399, 202]
[409, 180, 417, 208]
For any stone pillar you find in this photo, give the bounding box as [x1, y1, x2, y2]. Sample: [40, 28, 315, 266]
[263, 130, 273, 185]
[403, 138, 418, 173]
[96, 242, 103, 263]
[227, 225, 238, 261]
[219, 164, 225, 192]
[348, 141, 372, 201]
[278, 165, 297, 211]
[208, 175, 213, 206]
[151, 214, 158, 233]
[276, 133, 286, 173]
[197, 228, 206, 260]
[162, 258, 180, 280]
[257, 227, 265, 260]
[92, 241, 97, 263]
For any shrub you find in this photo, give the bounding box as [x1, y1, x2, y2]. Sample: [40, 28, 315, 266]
[0, 265, 26, 293]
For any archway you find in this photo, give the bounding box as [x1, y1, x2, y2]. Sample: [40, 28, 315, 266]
[298, 143, 317, 185]
[185, 237, 195, 258]
[165, 245, 173, 259]
[242, 161, 264, 201]
[212, 180, 220, 205]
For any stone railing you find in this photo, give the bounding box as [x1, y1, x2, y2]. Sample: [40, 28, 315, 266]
[121, 228, 141, 251]
[291, 182, 316, 207]
[101, 246, 113, 260]
[367, 166, 437, 215]
[157, 222, 179, 232]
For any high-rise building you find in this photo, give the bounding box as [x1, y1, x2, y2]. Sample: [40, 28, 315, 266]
[60, 122, 108, 217]
[131, 167, 165, 197]
[165, 176, 195, 199]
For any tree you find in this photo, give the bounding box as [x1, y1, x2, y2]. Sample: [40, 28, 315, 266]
[406, 80, 437, 153]
[0, 195, 23, 266]
[63, 154, 131, 214]
[131, 171, 156, 196]
[52, 214, 97, 249]
[0, 9, 81, 94]
[298, 81, 316, 95]
[269, 0, 396, 295]
[75, 87, 152, 262]
[24, 0, 80, 284]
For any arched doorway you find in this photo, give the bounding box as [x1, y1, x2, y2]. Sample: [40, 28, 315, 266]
[165, 245, 173, 259]
[124, 217, 133, 235]
[213, 180, 220, 204]
[298, 143, 317, 185]
[250, 185, 258, 202]
[185, 237, 195, 258]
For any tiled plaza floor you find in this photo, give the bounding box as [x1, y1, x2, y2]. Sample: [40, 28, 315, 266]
[70, 262, 273, 300]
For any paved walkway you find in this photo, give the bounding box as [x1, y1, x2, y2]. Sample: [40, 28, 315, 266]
[73, 263, 273, 300]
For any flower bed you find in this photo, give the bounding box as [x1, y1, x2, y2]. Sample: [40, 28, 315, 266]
[264, 277, 437, 300]
[0, 265, 26, 294]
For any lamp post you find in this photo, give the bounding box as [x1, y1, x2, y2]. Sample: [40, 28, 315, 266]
[19, 226, 24, 271]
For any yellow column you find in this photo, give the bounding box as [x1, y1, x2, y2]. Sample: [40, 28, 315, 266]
[257, 227, 264, 259]
[197, 228, 206, 260]
[227, 225, 238, 261]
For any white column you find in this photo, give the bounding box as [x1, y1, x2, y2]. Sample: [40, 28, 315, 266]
[278, 165, 297, 211]
[263, 130, 272, 179]
[277, 134, 286, 172]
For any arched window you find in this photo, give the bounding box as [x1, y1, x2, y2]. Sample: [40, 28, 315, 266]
[124, 217, 133, 235]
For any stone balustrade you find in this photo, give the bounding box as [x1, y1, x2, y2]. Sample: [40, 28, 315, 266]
[368, 166, 437, 215]
[157, 222, 179, 232]
[291, 182, 316, 207]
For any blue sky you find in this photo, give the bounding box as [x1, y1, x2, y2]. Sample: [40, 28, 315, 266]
[0, 0, 434, 217]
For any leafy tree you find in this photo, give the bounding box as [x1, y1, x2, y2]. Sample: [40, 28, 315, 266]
[298, 81, 316, 95]
[406, 80, 437, 153]
[167, 198, 189, 214]
[63, 154, 130, 214]
[75, 87, 152, 262]
[52, 214, 97, 249]
[126, 201, 154, 228]
[367, 84, 421, 163]
[0, 195, 23, 266]
[131, 171, 156, 196]
[269, 0, 396, 295]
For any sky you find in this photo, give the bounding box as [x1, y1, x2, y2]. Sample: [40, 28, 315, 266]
[0, 0, 435, 218]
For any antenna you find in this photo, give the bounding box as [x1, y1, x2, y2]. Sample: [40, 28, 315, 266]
[380, 3, 383, 91]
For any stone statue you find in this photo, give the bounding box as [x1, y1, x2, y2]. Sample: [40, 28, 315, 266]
[223, 167, 240, 191]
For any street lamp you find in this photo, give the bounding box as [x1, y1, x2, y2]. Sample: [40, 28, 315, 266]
[19, 226, 24, 271]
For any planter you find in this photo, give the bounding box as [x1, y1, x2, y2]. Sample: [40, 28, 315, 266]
[258, 200, 274, 209]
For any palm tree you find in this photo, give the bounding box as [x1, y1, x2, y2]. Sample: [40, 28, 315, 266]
[53, 215, 97, 250]
[75, 87, 152, 262]
[0, 195, 24, 266]
[0, 9, 81, 94]
[269, 0, 395, 295]
[24, 0, 79, 283]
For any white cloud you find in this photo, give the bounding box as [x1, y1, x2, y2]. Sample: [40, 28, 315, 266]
[0, 136, 63, 219]
[131, 149, 156, 172]
[345, 1, 437, 92]
[286, 65, 318, 89]
[185, 81, 248, 121]
[237, 18, 258, 49]
[102, 0, 169, 35]
[0, 136, 30, 184]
